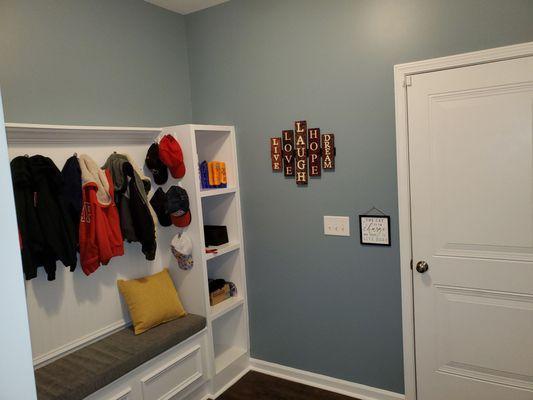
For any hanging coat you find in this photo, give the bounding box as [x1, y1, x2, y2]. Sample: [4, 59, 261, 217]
[11, 155, 77, 280]
[79, 154, 124, 275]
[61, 155, 83, 268]
[103, 153, 157, 260]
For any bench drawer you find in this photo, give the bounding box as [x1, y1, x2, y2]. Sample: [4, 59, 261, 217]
[140, 344, 204, 400]
[85, 385, 134, 400]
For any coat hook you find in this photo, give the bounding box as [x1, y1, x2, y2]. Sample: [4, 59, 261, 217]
[73, 152, 78, 157]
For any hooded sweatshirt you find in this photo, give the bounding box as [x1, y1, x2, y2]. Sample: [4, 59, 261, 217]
[10, 155, 77, 280]
[103, 153, 157, 260]
[78, 154, 124, 275]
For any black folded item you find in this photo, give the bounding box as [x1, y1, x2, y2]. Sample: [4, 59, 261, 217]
[204, 225, 229, 247]
[208, 278, 227, 293]
[150, 188, 172, 227]
[145, 143, 168, 185]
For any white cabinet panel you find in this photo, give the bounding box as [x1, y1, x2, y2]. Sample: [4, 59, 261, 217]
[141, 345, 204, 400]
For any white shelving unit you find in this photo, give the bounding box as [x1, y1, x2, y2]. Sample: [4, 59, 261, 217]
[164, 124, 250, 395]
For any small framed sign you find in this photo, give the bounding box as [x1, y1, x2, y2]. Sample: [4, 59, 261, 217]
[359, 215, 391, 246]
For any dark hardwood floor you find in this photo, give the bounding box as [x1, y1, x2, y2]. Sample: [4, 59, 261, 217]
[215, 371, 357, 400]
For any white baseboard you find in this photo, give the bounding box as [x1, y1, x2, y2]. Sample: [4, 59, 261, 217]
[250, 358, 405, 400]
[211, 367, 250, 399]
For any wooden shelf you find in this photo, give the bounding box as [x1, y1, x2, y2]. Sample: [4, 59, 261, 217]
[205, 241, 240, 261]
[210, 296, 244, 320]
[200, 187, 237, 198]
[215, 346, 247, 374]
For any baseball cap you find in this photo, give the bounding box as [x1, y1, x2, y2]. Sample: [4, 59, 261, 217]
[149, 188, 172, 227]
[145, 143, 168, 185]
[171, 233, 193, 270]
[159, 135, 186, 179]
[165, 186, 191, 227]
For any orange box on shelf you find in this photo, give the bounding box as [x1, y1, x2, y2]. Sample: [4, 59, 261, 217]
[213, 161, 221, 186]
[220, 162, 227, 185]
[208, 161, 215, 186]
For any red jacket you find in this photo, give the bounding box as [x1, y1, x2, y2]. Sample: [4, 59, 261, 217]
[79, 155, 124, 275]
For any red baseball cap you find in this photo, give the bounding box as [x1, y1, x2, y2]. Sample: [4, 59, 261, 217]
[171, 211, 191, 228]
[158, 135, 186, 179]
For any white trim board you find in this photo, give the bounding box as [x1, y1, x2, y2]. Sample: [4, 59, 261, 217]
[5, 123, 161, 144]
[210, 367, 249, 399]
[249, 359, 404, 400]
[393, 40, 533, 400]
[33, 319, 208, 370]
[33, 319, 130, 368]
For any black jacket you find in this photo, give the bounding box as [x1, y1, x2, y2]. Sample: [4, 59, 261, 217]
[103, 154, 156, 260]
[61, 156, 83, 255]
[125, 162, 157, 260]
[11, 156, 78, 280]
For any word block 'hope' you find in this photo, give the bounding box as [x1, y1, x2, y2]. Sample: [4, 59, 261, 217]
[308, 128, 321, 177]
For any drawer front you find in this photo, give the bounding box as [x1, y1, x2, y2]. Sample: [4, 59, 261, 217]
[84, 385, 135, 400]
[107, 388, 134, 400]
[141, 344, 204, 400]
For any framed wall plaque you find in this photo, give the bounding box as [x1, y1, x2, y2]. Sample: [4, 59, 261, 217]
[359, 215, 391, 246]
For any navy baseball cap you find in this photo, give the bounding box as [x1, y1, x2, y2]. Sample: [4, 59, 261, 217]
[165, 186, 191, 227]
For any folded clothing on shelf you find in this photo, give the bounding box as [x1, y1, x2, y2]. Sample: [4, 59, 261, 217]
[200, 160, 227, 189]
[208, 278, 227, 293]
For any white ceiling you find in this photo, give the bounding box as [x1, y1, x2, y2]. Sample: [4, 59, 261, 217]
[145, 0, 230, 15]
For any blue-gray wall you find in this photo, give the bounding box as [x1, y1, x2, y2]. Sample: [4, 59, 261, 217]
[0, 0, 191, 125]
[185, 0, 533, 393]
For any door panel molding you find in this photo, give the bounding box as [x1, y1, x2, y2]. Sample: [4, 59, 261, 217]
[435, 284, 533, 309]
[438, 362, 533, 391]
[394, 40, 533, 400]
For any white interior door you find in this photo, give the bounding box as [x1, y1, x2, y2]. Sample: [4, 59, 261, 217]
[408, 56, 533, 400]
[0, 91, 37, 398]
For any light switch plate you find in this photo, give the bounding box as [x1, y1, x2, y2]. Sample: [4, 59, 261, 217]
[324, 216, 350, 236]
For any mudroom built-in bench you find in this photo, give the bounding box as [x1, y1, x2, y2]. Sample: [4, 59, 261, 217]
[6, 123, 250, 400]
[35, 315, 207, 400]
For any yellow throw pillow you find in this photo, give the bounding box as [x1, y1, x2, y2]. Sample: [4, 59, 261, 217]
[117, 269, 187, 335]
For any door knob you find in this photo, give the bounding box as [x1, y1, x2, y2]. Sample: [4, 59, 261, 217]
[416, 261, 429, 273]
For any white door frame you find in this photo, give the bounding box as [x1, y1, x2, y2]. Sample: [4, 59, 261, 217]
[394, 41, 533, 400]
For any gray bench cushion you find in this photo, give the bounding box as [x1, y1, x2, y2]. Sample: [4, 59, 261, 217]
[35, 314, 206, 400]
